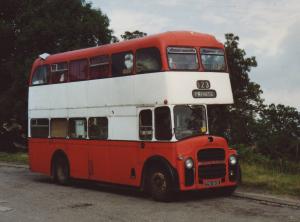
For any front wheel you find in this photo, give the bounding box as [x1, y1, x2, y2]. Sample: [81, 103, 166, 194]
[53, 155, 70, 185]
[148, 168, 173, 202]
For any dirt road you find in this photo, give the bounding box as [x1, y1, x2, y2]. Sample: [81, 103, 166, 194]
[0, 165, 299, 222]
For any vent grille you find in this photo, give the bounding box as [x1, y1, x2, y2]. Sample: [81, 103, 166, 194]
[197, 148, 225, 161]
[198, 164, 226, 179]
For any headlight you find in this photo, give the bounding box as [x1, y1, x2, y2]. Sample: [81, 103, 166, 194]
[229, 155, 237, 165]
[185, 158, 194, 169]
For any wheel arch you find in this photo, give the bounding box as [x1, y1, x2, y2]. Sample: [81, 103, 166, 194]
[140, 155, 179, 192]
[50, 149, 70, 177]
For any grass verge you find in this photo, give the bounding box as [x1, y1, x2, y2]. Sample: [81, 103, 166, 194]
[0, 152, 28, 165]
[241, 162, 300, 197]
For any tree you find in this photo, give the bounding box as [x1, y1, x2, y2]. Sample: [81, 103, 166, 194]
[121, 30, 147, 40]
[255, 104, 300, 161]
[208, 34, 264, 145]
[0, 0, 113, 128]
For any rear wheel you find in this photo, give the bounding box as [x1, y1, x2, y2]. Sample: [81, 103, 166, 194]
[53, 155, 70, 185]
[148, 167, 173, 202]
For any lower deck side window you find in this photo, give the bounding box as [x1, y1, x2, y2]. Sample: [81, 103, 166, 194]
[69, 118, 87, 139]
[50, 118, 68, 138]
[31, 118, 49, 138]
[88, 117, 108, 139]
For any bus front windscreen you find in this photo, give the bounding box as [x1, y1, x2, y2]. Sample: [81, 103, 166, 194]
[200, 48, 226, 72]
[174, 105, 207, 140]
[167, 47, 199, 70]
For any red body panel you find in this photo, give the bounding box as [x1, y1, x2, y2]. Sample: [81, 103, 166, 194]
[29, 31, 225, 84]
[29, 135, 237, 190]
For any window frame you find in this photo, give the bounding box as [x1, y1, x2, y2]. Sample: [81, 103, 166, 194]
[69, 59, 88, 82]
[167, 46, 199, 71]
[89, 55, 110, 79]
[173, 105, 207, 140]
[139, 109, 153, 141]
[111, 51, 134, 77]
[31, 65, 50, 86]
[50, 118, 68, 138]
[136, 47, 162, 74]
[30, 118, 49, 138]
[50, 62, 69, 84]
[154, 106, 172, 141]
[68, 118, 87, 139]
[88, 117, 108, 140]
[199, 47, 227, 72]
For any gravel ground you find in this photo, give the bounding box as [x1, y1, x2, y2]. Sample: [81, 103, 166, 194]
[0, 165, 299, 222]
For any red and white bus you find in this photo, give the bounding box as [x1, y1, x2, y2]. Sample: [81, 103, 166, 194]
[28, 31, 240, 201]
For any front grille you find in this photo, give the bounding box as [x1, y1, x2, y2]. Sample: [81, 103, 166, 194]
[197, 148, 225, 161]
[198, 164, 226, 179]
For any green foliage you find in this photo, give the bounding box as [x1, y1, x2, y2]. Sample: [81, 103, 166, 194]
[241, 162, 300, 196]
[208, 33, 264, 145]
[121, 30, 147, 40]
[255, 104, 300, 161]
[236, 145, 300, 174]
[0, 152, 28, 164]
[208, 34, 300, 164]
[0, 0, 113, 127]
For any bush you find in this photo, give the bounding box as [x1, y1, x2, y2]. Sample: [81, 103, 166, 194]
[234, 145, 300, 174]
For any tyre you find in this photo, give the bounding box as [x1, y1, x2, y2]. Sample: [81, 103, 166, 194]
[53, 155, 70, 185]
[148, 167, 173, 202]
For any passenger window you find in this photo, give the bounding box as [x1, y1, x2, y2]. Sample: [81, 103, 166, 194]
[69, 59, 88, 81]
[155, 106, 172, 140]
[139, 110, 153, 140]
[31, 119, 49, 138]
[112, 52, 133, 76]
[31, 65, 50, 85]
[88, 117, 108, 139]
[167, 47, 199, 70]
[89, 55, 109, 79]
[51, 62, 68, 83]
[136, 47, 162, 74]
[50, 118, 68, 138]
[69, 118, 87, 139]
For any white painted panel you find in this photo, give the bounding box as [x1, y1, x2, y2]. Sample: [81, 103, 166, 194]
[29, 71, 233, 111]
[109, 116, 138, 140]
[166, 72, 234, 104]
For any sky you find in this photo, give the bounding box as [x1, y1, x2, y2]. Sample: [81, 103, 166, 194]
[92, 0, 300, 110]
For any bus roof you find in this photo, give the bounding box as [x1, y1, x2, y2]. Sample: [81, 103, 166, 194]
[32, 31, 224, 66]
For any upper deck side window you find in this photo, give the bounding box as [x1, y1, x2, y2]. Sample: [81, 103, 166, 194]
[69, 59, 88, 81]
[200, 48, 226, 72]
[111, 51, 134, 77]
[51, 62, 68, 84]
[31, 65, 50, 85]
[167, 47, 199, 71]
[89, 55, 110, 79]
[136, 47, 162, 74]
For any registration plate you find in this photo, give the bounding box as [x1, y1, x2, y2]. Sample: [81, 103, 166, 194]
[204, 180, 221, 187]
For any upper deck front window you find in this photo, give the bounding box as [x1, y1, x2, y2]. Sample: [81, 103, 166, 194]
[167, 47, 199, 71]
[174, 105, 207, 140]
[200, 48, 226, 72]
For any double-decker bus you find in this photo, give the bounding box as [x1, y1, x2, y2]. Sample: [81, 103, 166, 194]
[28, 31, 240, 201]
